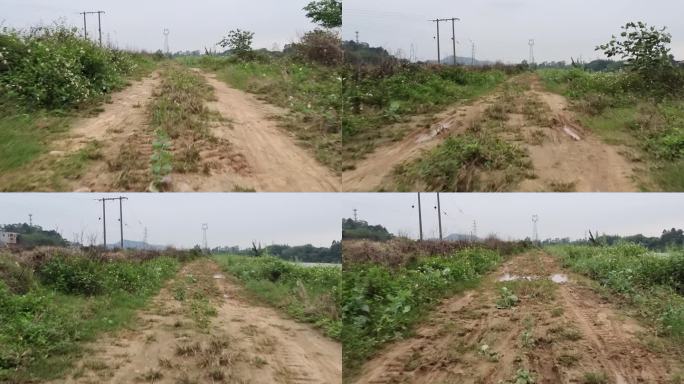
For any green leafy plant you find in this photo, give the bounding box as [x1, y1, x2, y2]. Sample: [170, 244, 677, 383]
[496, 286, 519, 309]
[151, 129, 173, 190]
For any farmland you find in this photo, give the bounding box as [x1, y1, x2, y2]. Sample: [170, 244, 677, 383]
[0, 248, 342, 383]
[344, 240, 684, 383]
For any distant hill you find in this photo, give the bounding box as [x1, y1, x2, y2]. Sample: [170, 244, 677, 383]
[445, 233, 479, 242]
[104, 240, 166, 250]
[439, 55, 495, 67]
[342, 218, 394, 241]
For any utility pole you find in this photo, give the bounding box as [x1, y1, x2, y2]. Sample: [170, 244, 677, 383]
[80, 12, 87, 39]
[430, 17, 459, 65]
[451, 18, 457, 65]
[80, 11, 105, 45]
[470, 40, 475, 66]
[202, 224, 209, 251]
[417, 193, 423, 241]
[436, 193, 443, 241]
[97, 196, 128, 250]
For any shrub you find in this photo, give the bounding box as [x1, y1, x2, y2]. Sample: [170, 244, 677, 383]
[342, 248, 501, 371]
[0, 25, 139, 109]
[291, 29, 343, 66]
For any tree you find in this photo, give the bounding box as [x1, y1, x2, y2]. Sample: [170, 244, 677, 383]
[596, 22, 678, 92]
[218, 29, 254, 58]
[303, 0, 342, 29]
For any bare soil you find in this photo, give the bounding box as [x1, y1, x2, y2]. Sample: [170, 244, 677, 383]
[52, 260, 341, 384]
[342, 75, 639, 192]
[352, 251, 681, 384]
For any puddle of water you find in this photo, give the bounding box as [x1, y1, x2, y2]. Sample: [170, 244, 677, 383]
[550, 274, 569, 284]
[497, 274, 538, 282]
[213, 274, 225, 279]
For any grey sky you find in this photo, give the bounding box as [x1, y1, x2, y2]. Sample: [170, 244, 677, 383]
[0, 193, 342, 249]
[343, 0, 684, 63]
[344, 193, 684, 241]
[0, 0, 318, 52]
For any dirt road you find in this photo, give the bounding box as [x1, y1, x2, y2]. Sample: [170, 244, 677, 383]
[187, 72, 340, 192]
[343, 75, 638, 192]
[353, 251, 680, 384]
[55, 260, 341, 384]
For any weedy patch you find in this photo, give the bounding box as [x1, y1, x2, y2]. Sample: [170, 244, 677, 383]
[513, 369, 536, 384]
[477, 344, 501, 362]
[496, 286, 520, 309]
[583, 371, 608, 384]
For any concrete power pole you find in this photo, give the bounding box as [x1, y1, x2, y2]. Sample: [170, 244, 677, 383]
[431, 17, 459, 65]
[97, 196, 128, 250]
[80, 11, 105, 45]
[417, 193, 423, 241]
[436, 193, 443, 241]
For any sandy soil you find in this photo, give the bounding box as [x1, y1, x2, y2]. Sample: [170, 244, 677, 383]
[181, 72, 340, 192]
[53, 260, 341, 384]
[352, 251, 681, 384]
[515, 78, 637, 192]
[342, 75, 638, 192]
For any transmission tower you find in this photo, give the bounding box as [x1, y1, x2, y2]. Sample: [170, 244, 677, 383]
[528, 39, 535, 65]
[472, 221, 478, 242]
[28, 214, 33, 227]
[353, 209, 358, 221]
[355, 31, 359, 44]
[163, 29, 170, 55]
[532, 215, 539, 243]
[201, 223, 209, 250]
[470, 40, 476, 66]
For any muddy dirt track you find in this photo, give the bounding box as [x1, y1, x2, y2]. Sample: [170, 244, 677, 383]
[352, 251, 681, 384]
[48, 69, 338, 192]
[53, 260, 341, 384]
[342, 75, 638, 192]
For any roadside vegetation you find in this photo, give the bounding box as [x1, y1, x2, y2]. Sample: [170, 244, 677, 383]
[214, 254, 341, 339]
[547, 244, 684, 343]
[342, 237, 530, 378]
[0, 248, 202, 383]
[0, 25, 158, 190]
[342, 53, 519, 169]
[539, 22, 684, 191]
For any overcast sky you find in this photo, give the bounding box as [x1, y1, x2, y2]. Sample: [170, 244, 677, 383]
[343, 0, 684, 63]
[0, 194, 342, 249]
[343, 194, 684, 241]
[0, 0, 318, 52]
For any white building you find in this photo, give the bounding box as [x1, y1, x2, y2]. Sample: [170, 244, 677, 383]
[0, 231, 19, 245]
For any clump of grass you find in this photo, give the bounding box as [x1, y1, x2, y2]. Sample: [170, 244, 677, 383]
[141, 368, 163, 382]
[583, 372, 608, 384]
[393, 132, 531, 192]
[171, 262, 220, 330]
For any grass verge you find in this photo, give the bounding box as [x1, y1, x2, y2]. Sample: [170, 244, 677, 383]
[342, 248, 502, 378]
[547, 244, 684, 343]
[214, 254, 341, 339]
[0, 251, 185, 382]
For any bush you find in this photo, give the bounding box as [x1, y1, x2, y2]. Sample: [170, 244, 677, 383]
[0, 254, 34, 294]
[0, 25, 139, 109]
[342, 248, 501, 371]
[291, 29, 343, 66]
